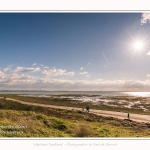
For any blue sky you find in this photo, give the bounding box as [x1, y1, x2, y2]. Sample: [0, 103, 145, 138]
[0, 12, 150, 91]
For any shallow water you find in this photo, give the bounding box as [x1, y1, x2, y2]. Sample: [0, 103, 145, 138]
[1, 91, 150, 97]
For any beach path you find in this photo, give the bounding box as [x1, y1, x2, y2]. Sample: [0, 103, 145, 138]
[2, 97, 150, 123]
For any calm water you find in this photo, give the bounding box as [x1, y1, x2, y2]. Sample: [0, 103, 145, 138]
[0, 91, 150, 97]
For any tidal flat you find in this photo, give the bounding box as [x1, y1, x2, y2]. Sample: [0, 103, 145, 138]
[0, 94, 150, 115]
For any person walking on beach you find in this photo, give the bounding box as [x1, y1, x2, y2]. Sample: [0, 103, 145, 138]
[127, 113, 130, 119]
[86, 106, 90, 113]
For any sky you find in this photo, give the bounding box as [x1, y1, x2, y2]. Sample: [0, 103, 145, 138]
[0, 12, 150, 91]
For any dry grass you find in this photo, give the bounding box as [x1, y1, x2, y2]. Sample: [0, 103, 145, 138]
[74, 125, 95, 137]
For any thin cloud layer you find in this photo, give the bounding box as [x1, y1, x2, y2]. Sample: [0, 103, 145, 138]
[79, 71, 88, 75]
[44, 66, 49, 69]
[80, 67, 84, 70]
[32, 63, 37, 66]
[147, 74, 150, 77]
[14, 67, 40, 73]
[43, 69, 74, 77]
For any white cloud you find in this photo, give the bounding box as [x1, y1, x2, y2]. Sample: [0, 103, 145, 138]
[32, 63, 36, 66]
[79, 71, 88, 75]
[2, 64, 150, 91]
[147, 51, 150, 55]
[43, 69, 65, 76]
[44, 66, 49, 69]
[1, 72, 150, 91]
[87, 63, 90, 65]
[9, 73, 19, 79]
[9, 73, 38, 84]
[86, 75, 90, 78]
[43, 69, 74, 77]
[3, 67, 12, 72]
[141, 13, 150, 25]
[8, 64, 14, 68]
[0, 71, 7, 79]
[6, 74, 38, 85]
[14, 67, 40, 73]
[65, 72, 74, 77]
[147, 74, 150, 77]
[80, 67, 84, 70]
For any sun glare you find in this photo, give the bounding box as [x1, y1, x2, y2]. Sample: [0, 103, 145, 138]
[127, 33, 149, 54]
[133, 41, 143, 50]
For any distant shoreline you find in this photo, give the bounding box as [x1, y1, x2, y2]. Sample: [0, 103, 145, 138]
[1, 90, 150, 92]
[1, 91, 150, 97]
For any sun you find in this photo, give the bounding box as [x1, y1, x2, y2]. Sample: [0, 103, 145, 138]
[133, 41, 143, 51]
[126, 32, 149, 54]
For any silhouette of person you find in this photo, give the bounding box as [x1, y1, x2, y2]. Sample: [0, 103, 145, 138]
[86, 106, 90, 112]
[127, 113, 130, 119]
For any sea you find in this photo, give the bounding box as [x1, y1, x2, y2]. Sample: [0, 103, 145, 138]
[0, 91, 150, 97]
